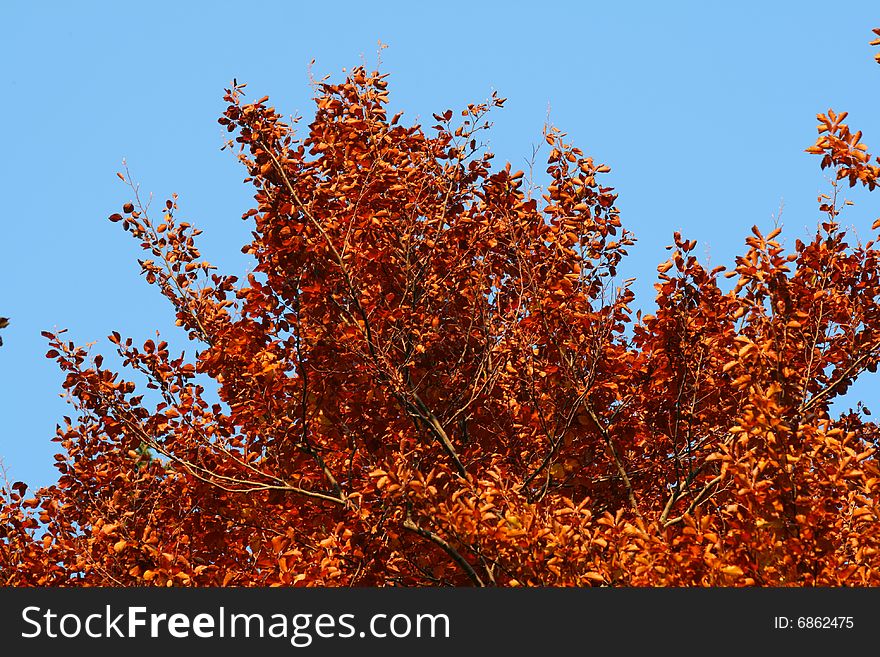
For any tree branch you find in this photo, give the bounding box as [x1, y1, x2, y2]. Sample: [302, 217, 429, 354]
[402, 516, 485, 587]
[585, 404, 642, 519]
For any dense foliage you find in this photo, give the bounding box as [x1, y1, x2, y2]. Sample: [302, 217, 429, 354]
[3, 29, 880, 586]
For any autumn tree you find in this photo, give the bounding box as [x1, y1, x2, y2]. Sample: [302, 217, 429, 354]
[3, 30, 880, 587]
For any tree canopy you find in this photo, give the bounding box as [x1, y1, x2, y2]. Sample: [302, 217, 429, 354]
[3, 29, 880, 587]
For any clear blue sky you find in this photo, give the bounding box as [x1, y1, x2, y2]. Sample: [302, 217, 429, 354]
[2, 1, 878, 489]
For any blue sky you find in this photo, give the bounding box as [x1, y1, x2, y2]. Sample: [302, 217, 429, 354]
[1, 1, 878, 488]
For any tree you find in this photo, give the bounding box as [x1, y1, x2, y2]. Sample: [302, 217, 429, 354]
[3, 29, 880, 587]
